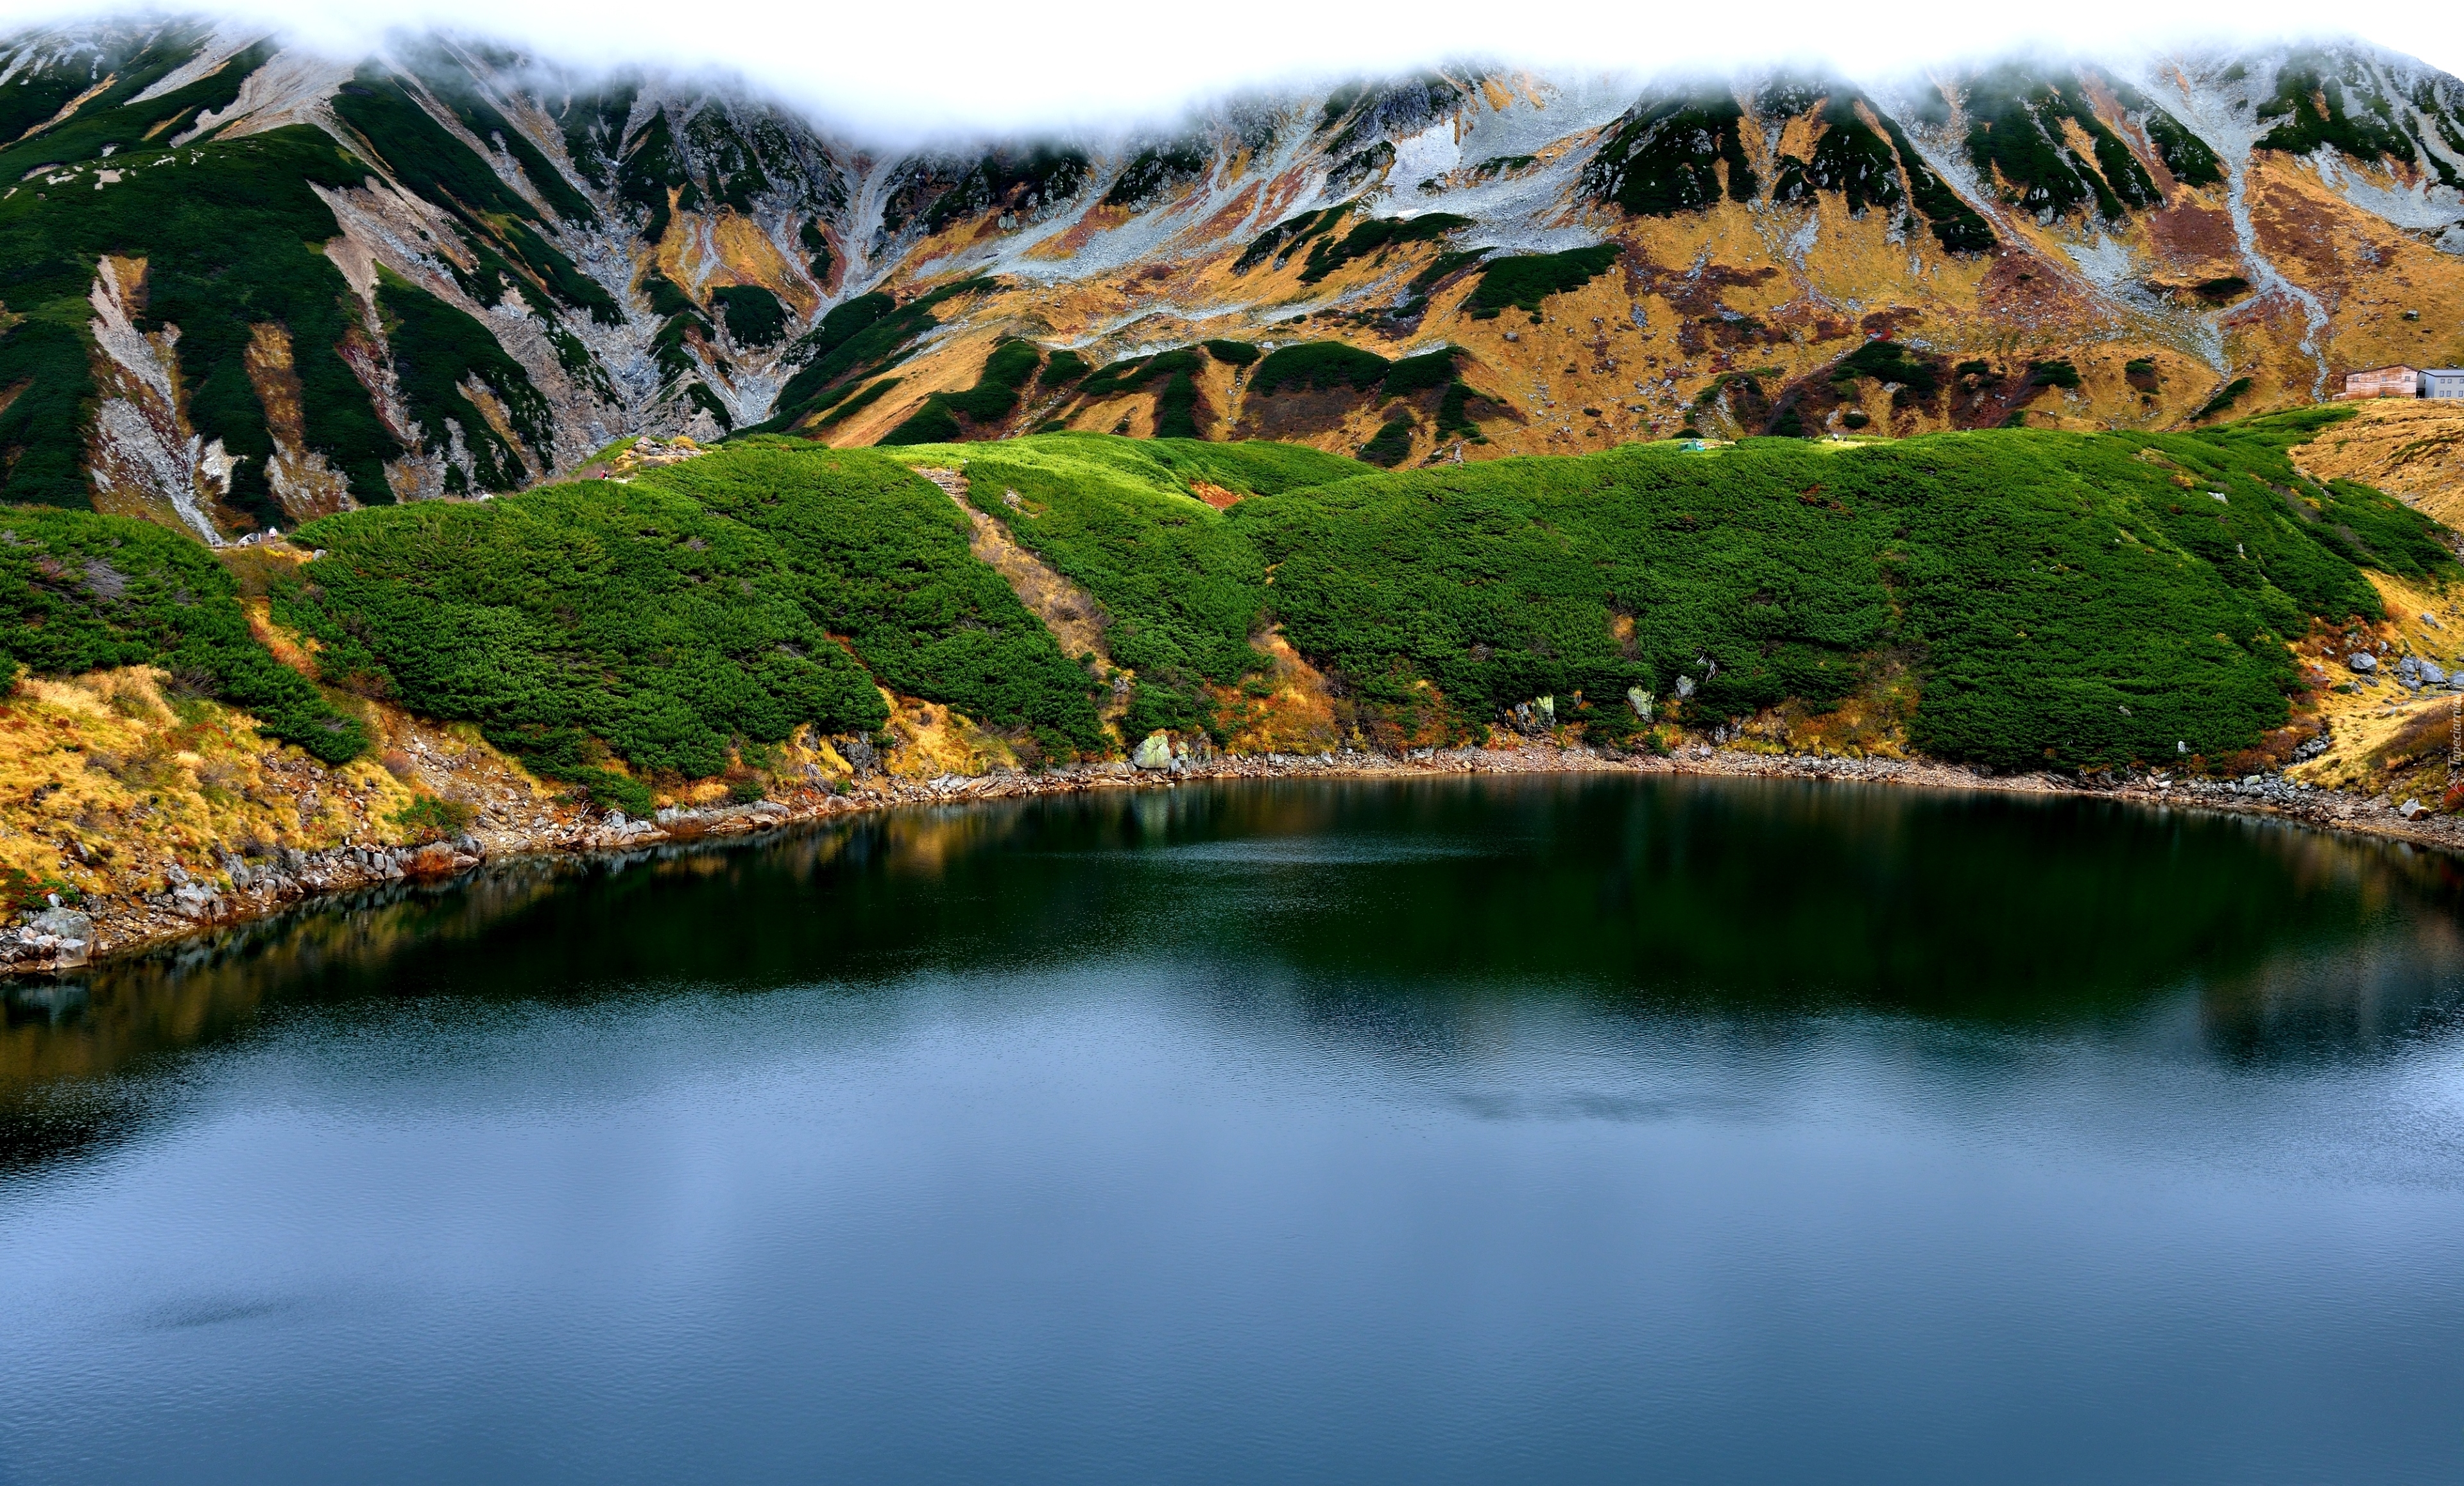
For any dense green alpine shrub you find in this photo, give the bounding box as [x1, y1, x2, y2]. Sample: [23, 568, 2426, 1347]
[1231, 410, 2441, 767]
[277, 483, 887, 810]
[883, 434, 1364, 737]
[633, 442, 1104, 747]
[1467, 246, 1622, 318]
[880, 339, 1043, 444]
[1251, 343, 1391, 396]
[0, 508, 365, 761]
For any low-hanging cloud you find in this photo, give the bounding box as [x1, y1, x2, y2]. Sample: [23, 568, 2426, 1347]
[3, 1, 2459, 139]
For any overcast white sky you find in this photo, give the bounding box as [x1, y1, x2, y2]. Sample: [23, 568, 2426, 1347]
[6, 2, 2464, 137]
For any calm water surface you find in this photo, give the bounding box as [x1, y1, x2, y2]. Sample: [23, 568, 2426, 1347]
[3, 774, 2462, 1483]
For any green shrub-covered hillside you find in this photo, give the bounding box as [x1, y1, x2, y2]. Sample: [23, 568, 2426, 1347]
[273, 445, 1110, 808]
[0, 508, 366, 761]
[881, 434, 1366, 736]
[893, 414, 2445, 769]
[7, 411, 2438, 793]
[277, 483, 889, 812]
[1237, 409, 2442, 765]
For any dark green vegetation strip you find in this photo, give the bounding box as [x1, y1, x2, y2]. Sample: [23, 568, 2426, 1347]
[1251, 342, 1390, 395]
[1771, 94, 1903, 216]
[880, 339, 1042, 445]
[1235, 205, 1349, 273]
[1104, 137, 1208, 207]
[2194, 377, 2254, 421]
[1582, 94, 1759, 216]
[0, 126, 392, 517]
[1296, 213, 1470, 284]
[0, 509, 364, 762]
[1960, 67, 2159, 221]
[755, 279, 993, 434]
[1070, 349, 1210, 438]
[1468, 246, 1621, 317]
[2255, 58, 2418, 166]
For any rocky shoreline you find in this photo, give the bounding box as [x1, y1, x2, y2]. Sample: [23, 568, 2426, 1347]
[8, 742, 2460, 977]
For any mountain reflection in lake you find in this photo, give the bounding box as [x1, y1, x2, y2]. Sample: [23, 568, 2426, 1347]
[4, 774, 2461, 1484]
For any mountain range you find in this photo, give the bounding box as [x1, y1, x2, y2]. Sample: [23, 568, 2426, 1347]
[6, 17, 2464, 538]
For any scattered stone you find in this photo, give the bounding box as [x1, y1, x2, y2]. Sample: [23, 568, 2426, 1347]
[2348, 652, 2379, 673]
[1133, 732, 1175, 771]
[28, 907, 90, 943]
[2400, 799, 2429, 820]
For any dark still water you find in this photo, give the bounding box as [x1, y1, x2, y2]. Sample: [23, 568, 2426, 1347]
[4, 775, 2464, 1484]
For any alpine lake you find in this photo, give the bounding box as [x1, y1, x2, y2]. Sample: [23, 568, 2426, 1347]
[3, 773, 2461, 1483]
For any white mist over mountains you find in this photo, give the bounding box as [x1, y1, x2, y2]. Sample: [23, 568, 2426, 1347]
[0, 1, 2459, 139]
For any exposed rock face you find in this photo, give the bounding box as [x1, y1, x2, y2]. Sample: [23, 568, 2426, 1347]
[12, 21, 2464, 525]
